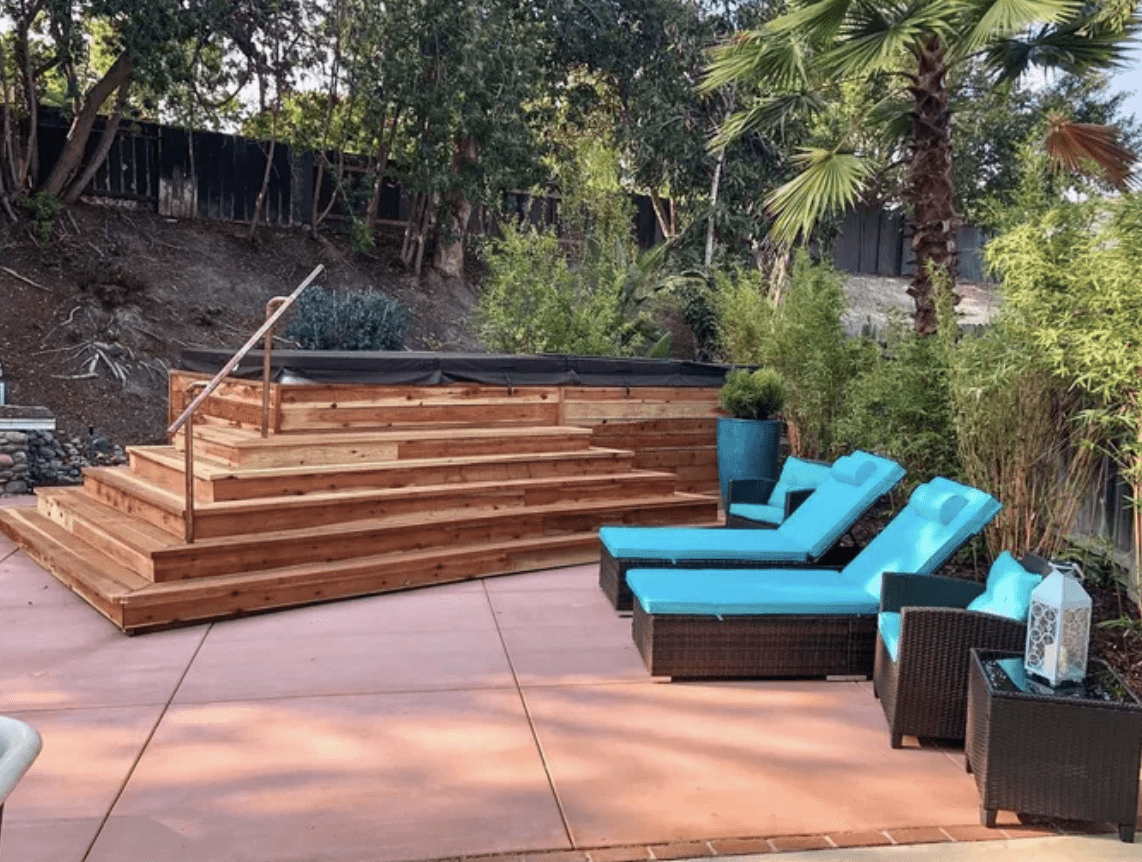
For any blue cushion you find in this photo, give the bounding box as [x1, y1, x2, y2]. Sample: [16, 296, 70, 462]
[598, 525, 809, 563]
[728, 502, 785, 525]
[830, 454, 877, 486]
[908, 483, 968, 525]
[878, 611, 902, 661]
[767, 480, 794, 509]
[778, 457, 832, 491]
[775, 451, 905, 559]
[628, 568, 879, 616]
[966, 552, 1042, 621]
[843, 478, 1001, 599]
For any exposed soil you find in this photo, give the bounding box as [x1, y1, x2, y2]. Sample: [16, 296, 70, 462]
[0, 203, 480, 445]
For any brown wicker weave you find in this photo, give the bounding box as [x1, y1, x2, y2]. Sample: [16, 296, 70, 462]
[632, 601, 876, 679]
[874, 555, 1053, 748]
[874, 572, 1028, 748]
[965, 648, 1142, 843]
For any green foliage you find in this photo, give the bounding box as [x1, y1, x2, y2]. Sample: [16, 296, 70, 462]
[986, 181, 1142, 591]
[475, 218, 667, 357]
[20, 191, 62, 246]
[712, 265, 775, 365]
[719, 368, 786, 421]
[836, 311, 959, 484]
[285, 286, 410, 351]
[714, 251, 866, 458]
[947, 319, 1099, 560]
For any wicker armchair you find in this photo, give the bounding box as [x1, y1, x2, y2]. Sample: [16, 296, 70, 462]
[724, 456, 832, 528]
[873, 554, 1052, 748]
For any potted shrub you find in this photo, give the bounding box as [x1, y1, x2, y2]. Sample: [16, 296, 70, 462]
[716, 367, 786, 506]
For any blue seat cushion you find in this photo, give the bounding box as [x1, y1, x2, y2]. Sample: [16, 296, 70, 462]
[966, 551, 1042, 622]
[727, 502, 785, 525]
[628, 568, 880, 616]
[598, 525, 809, 563]
[878, 611, 902, 661]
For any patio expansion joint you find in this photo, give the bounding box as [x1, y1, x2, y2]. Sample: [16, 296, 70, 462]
[481, 580, 578, 851]
[76, 620, 216, 862]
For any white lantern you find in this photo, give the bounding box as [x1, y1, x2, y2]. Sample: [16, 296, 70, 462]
[1024, 562, 1092, 687]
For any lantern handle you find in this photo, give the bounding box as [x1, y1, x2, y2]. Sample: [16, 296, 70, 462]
[1050, 560, 1085, 582]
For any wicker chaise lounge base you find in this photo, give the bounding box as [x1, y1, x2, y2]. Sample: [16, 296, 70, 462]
[633, 603, 875, 679]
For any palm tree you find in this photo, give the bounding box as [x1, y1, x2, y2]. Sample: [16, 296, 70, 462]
[705, 0, 1139, 333]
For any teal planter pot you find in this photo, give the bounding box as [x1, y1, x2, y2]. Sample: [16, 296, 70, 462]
[717, 417, 781, 507]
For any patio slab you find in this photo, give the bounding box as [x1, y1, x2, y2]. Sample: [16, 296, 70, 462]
[1, 705, 164, 862]
[84, 690, 570, 862]
[523, 681, 981, 848]
[0, 497, 1133, 862]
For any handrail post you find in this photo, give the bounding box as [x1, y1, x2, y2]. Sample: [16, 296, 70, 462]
[262, 296, 288, 438]
[180, 380, 208, 544]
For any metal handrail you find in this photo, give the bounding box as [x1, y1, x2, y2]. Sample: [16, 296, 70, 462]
[168, 264, 324, 542]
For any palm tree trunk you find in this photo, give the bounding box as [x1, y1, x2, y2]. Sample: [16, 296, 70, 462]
[907, 34, 959, 334]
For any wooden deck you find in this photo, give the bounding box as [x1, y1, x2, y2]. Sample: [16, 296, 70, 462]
[0, 374, 721, 632]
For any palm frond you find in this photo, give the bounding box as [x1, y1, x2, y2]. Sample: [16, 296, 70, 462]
[764, 148, 875, 247]
[702, 28, 811, 93]
[962, 0, 1081, 53]
[816, 0, 965, 78]
[1044, 114, 1138, 191]
[981, 5, 1139, 81]
[769, 0, 857, 41]
[709, 92, 827, 151]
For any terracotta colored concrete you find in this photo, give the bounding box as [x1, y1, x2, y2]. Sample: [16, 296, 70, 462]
[1, 705, 164, 862]
[0, 532, 1126, 862]
[84, 690, 569, 862]
[524, 680, 983, 847]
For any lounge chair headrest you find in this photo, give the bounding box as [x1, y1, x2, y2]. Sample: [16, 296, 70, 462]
[830, 455, 876, 486]
[909, 483, 968, 525]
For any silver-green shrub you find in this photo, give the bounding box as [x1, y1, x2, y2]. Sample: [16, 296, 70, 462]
[285, 286, 410, 350]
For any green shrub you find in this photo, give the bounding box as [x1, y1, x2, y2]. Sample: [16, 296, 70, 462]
[713, 265, 774, 364]
[948, 320, 1098, 560]
[719, 367, 786, 420]
[285, 286, 410, 350]
[835, 310, 959, 484]
[714, 251, 866, 458]
[475, 222, 622, 355]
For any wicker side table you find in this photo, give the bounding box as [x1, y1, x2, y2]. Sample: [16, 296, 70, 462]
[965, 648, 1142, 842]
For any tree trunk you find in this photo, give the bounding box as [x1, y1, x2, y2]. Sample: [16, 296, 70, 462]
[705, 148, 726, 267]
[432, 136, 479, 278]
[62, 76, 130, 204]
[649, 191, 675, 242]
[906, 34, 959, 335]
[42, 51, 133, 198]
[365, 108, 399, 232]
[248, 136, 277, 240]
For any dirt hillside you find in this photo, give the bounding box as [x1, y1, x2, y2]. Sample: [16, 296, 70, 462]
[0, 204, 481, 446]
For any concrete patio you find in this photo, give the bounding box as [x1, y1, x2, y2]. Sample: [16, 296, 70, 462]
[0, 494, 1131, 862]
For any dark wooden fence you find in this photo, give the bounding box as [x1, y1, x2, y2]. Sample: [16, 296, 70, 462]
[832, 203, 989, 283]
[34, 110, 662, 245]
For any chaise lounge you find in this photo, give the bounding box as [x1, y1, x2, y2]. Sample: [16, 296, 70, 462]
[598, 450, 905, 611]
[625, 477, 1002, 680]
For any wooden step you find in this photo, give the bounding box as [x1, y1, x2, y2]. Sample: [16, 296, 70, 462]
[0, 507, 147, 627]
[175, 424, 594, 468]
[128, 444, 638, 502]
[121, 533, 602, 632]
[147, 493, 716, 582]
[36, 488, 175, 579]
[85, 465, 683, 539]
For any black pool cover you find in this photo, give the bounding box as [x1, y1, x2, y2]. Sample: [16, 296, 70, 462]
[179, 348, 732, 388]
